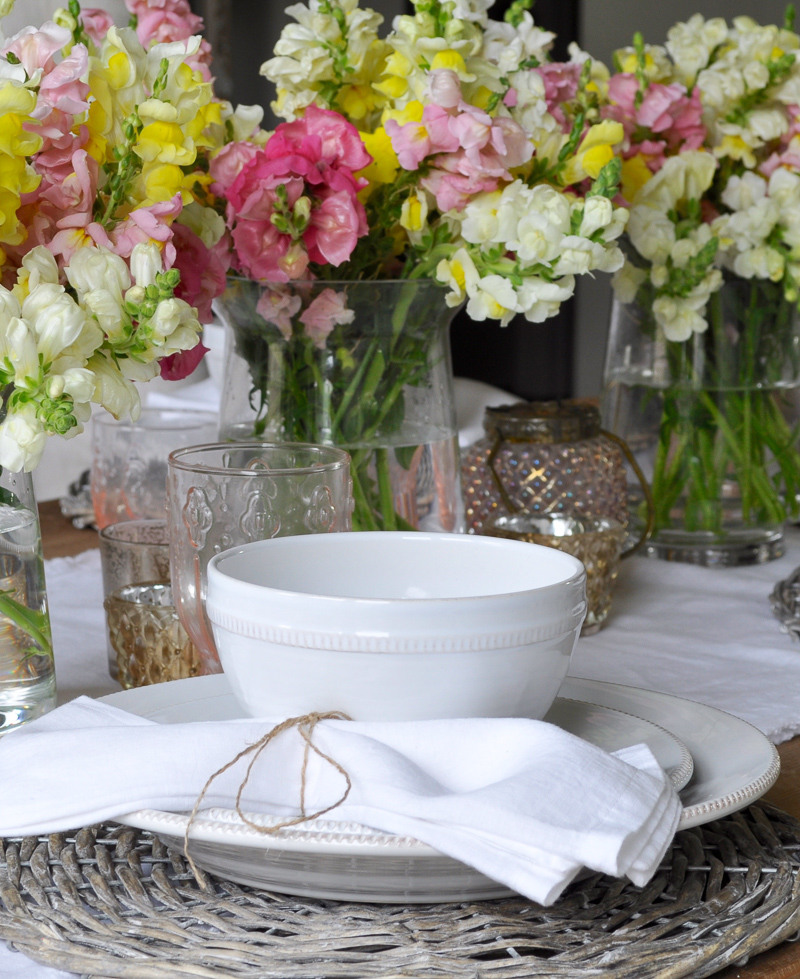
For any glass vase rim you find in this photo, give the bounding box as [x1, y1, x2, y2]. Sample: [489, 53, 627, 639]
[167, 441, 351, 477]
[93, 407, 219, 430]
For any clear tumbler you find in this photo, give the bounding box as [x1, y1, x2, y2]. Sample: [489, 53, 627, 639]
[167, 442, 352, 673]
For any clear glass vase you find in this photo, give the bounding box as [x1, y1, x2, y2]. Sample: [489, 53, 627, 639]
[215, 278, 464, 533]
[0, 468, 55, 731]
[602, 277, 800, 565]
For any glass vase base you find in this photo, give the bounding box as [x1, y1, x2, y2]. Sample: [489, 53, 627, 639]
[0, 685, 56, 735]
[644, 528, 785, 567]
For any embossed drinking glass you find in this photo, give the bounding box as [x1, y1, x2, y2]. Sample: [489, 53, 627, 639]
[91, 408, 219, 530]
[167, 443, 352, 673]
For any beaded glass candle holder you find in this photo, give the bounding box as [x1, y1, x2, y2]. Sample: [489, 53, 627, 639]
[462, 401, 652, 632]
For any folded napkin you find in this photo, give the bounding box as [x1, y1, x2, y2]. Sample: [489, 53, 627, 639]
[0, 698, 681, 906]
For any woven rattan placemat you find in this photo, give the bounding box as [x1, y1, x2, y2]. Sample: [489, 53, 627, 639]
[1, 802, 799, 979]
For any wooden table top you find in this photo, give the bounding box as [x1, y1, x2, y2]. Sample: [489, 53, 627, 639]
[36, 500, 800, 979]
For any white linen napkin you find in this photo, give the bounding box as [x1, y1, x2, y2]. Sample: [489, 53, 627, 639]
[0, 697, 681, 906]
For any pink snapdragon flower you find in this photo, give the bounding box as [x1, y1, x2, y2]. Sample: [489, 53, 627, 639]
[226, 106, 370, 281]
[605, 75, 705, 159]
[35, 44, 90, 119]
[299, 289, 355, 348]
[2, 22, 71, 75]
[111, 195, 184, 267]
[172, 223, 228, 324]
[209, 141, 262, 195]
[760, 105, 800, 176]
[386, 105, 459, 170]
[125, 0, 211, 75]
[256, 288, 303, 341]
[386, 71, 532, 212]
[160, 342, 209, 381]
[536, 62, 582, 128]
[78, 8, 115, 47]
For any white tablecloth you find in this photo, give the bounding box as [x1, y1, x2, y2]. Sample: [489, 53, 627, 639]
[5, 529, 800, 977]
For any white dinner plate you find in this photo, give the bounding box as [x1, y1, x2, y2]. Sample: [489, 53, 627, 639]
[102, 675, 778, 903]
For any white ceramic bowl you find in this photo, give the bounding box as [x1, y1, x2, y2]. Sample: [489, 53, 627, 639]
[205, 532, 586, 721]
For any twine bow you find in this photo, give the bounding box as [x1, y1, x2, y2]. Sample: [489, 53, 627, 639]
[183, 710, 352, 883]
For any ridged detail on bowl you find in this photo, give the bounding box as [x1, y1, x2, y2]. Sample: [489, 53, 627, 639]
[205, 602, 587, 652]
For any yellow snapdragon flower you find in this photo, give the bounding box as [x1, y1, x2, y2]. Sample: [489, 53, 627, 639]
[0, 98, 42, 251]
[355, 127, 399, 201]
[621, 154, 654, 203]
[135, 120, 197, 167]
[561, 121, 624, 185]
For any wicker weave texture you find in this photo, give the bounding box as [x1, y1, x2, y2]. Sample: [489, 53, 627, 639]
[1, 803, 800, 979]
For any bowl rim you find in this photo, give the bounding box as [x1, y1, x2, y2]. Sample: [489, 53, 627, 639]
[207, 531, 586, 608]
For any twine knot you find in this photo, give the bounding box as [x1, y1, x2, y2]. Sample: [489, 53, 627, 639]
[183, 710, 352, 883]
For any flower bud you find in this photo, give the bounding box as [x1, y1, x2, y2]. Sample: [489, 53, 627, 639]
[130, 242, 163, 289]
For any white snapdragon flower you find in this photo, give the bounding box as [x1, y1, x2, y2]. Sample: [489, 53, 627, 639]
[0, 403, 47, 473]
[0, 317, 38, 383]
[512, 210, 565, 264]
[579, 196, 613, 239]
[460, 190, 503, 245]
[0, 285, 21, 321]
[627, 206, 675, 263]
[132, 298, 202, 371]
[14, 247, 59, 298]
[614, 43, 672, 82]
[780, 204, 800, 249]
[482, 12, 555, 72]
[612, 262, 647, 304]
[733, 245, 785, 281]
[768, 167, 800, 207]
[399, 191, 429, 244]
[555, 237, 596, 276]
[517, 276, 575, 323]
[637, 151, 717, 210]
[66, 245, 131, 302]
[436, 248, 481, 307]
[507, 70, 558, 142]
[743, 60, 770, 91]
[652, 294, 709, 342]
[82, 289, 128, 341]
[721, 171, 767, 211]
[87, 351, 141, 420]
[650, 264, 669, 288]
[464, 274, 519, 325]
[130, 242, 163, 289]
[696, 61, 747, 114]
[21, 284, 98, 371]
[715, 198, 780, 251]
[745, 107, 788, 143]
[452, 0, 493, 27]
[666, 15, 728, 84]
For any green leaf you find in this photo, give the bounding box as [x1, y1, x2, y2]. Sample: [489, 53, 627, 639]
[394, 443, 418, 470]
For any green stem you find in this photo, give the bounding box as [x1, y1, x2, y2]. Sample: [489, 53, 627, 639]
[375, 449, 397, 531]
[0, 591, 52, 659]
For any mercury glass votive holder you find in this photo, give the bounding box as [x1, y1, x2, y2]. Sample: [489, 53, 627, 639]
[104, 582, 201, 689]
[484, 512, 627, 634]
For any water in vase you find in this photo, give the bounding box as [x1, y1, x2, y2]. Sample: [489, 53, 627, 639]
[0, 505, 55, 733]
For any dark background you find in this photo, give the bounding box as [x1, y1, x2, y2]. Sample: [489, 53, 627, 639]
[193, 0, 581, 400]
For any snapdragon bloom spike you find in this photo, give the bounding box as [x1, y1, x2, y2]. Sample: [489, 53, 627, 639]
[225, 105, 371, 281]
